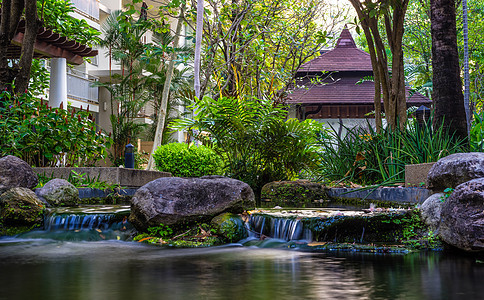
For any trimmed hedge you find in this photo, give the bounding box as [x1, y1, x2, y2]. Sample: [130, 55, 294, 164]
[153, 143, 223, 177]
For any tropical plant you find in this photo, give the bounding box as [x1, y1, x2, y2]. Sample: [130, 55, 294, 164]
[153, 143, 223, 177]
[39, 0, 101, 47]
[172, 95, 321, 196]
[0, 90, 112, 167]
[95, 9, 154, 164]
[143, 29, 193, 143]
[316, 115, 467, 185]
[470, 110, 484, 151]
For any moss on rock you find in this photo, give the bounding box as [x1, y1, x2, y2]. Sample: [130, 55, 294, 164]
[261, 180, 327, 207]
[211, 213, 248, 242]
[0, 187, 45, 235]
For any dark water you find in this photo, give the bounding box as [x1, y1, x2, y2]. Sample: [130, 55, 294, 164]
[1, 237, 484, 300]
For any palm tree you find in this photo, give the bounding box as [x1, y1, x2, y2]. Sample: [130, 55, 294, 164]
[430, 0, 468, 141]
[144, 31, 193, 142]
[96, 10, 153, 163]
[463, 0, 470, 133]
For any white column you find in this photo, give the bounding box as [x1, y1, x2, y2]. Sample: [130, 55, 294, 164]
[49, 58, 67, 109]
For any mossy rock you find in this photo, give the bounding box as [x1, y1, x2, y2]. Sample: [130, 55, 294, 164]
[0, 187, 45, 230]
[261, 180, 327, 207]
[211, 213, 248, 242]
[35, 179, 79, 207]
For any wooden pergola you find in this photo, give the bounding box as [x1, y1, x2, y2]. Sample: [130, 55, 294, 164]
[7, 20, 97, 65]
[6, 19, 98, 108]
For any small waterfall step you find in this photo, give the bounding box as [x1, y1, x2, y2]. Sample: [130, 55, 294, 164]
[248, 214, 312, 241]
[245, 208, 413, 244]
[18, 205, 133, 241]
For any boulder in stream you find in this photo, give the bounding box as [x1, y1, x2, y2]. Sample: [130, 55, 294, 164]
[420, 193, 444, 231]
[211, 213, 248, 242]
[428, 152, 484, 192]
[129, 176, 255, 231]
[0, 155, 38, 195]
[0, 187, 45, 228]
[35, 179, 79, 207]
[439, 178, 484, 252]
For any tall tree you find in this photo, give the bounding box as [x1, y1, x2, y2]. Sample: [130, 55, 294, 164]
[194, 0, 203, 99]
[430, 0, 467, 140]
[146, 5, 185, 170]
[349, 0, 410, 131]
[186, 0, 346, 100]
[0, 0, 41, 94]
[96, 10, 154, 163]
[463, 0, 470, 132]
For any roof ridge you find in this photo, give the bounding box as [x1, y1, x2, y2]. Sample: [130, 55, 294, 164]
[335, 26, 357, 48]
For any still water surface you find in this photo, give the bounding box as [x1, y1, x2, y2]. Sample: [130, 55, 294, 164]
[1, 238, 483, 300]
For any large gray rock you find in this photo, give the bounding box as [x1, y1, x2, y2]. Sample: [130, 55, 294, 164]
[428, 152, 484, 192]
[420, 193, 444, 231]
[0, 155, 38, 195]
[0, 187, 45, 226]
[129, 176, 255, 231]
[439, 178, 484, 252]
[35, 179, 79, 207]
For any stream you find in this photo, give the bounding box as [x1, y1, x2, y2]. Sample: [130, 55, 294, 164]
[1, 206, 484, 299]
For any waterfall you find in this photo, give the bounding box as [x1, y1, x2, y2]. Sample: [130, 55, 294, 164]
[247, 214, 312, 241]
[44, 213, 124, 231]
[17, 207, 133, 241]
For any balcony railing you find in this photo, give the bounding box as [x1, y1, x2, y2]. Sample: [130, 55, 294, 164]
[71, 0, 99, 20]
[67, 69, 99, 104]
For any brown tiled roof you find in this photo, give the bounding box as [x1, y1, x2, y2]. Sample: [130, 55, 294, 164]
[298, 27, 373, 72]
[288, 27, 432, 115]
[286, 75, 431, 106]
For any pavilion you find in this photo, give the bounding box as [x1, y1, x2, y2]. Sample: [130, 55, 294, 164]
[286, 27, 431, 133]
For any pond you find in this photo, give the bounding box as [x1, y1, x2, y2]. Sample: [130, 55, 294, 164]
[1, 237, 483, 300]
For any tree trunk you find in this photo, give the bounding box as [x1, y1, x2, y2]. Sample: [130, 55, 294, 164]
[430, 0, 468, 140]
[15, 0, 40, 94]
[349, 0, 409, 131]
[463, 0, 470, 133]
[194, 0, 203, 99]
[0, 0, 39, 94]
[146, 6, 185, 171]
[0, 0, 25, 92]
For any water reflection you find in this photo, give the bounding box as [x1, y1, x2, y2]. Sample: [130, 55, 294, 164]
[1, 238, 483, 299]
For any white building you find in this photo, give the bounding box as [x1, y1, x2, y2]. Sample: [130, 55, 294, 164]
[46, 0, 189, 144]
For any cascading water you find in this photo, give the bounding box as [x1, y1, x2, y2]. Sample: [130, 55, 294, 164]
[247, 214, 312, 241]
[18, 205, 134, 241]
[44, 213, 123, 231]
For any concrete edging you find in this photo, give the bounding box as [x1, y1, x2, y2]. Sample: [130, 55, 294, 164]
[34, 167, 171, 188]
[327, 187, 431, 204]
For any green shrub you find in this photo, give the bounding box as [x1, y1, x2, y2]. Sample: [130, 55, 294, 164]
[153, 143, 223, 177]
